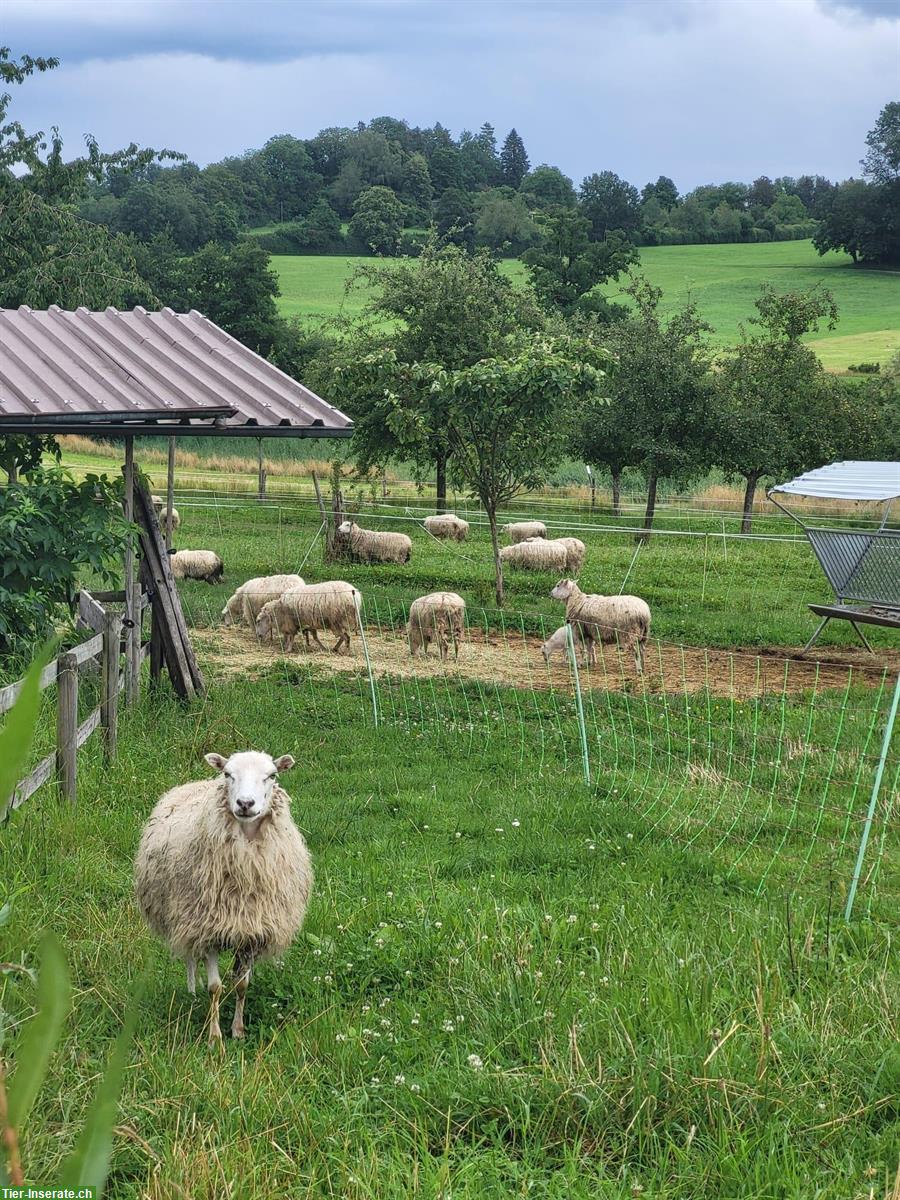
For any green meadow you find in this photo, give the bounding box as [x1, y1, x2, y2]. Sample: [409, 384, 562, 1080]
[271, 241, 900, 371]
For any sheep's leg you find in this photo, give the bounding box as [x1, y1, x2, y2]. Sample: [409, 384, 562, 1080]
[634, 638, 645, 676]
[231, 951, 253, 1040]
[308, 629, 327, 652]
[332, 632, 349, 654]
[206, 952, 224, 1051]
[186, 956, 197, 996]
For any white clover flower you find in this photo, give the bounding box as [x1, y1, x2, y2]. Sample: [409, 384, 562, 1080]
[335, 1033, 347, 1043]
[467, 1053, 484, 1070]
[567, 914, 577, 923]
[410, 1082, 422, 1093]
[511, 819, 520, 827]
[442, 1019, 455, 1032]
[394, 1074, 406, 1086]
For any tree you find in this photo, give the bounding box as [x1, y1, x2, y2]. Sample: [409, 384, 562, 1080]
[862, 101, 900, 183]
[328, 242, 545, 511]
[348, 185, 405, 254]
[747, 175, 776, 211]
[716, 286, 840, 532]
[175, 239, 283, 355]
[519, 165, 577, 210]
[435, 187, 475, 251]
[579, 171, 641, 240]
[500, 128, 530, 188]
[521, 208, 637, 315]
[641, 175, 679, 210]
[297, 197, 343, 251]
[349, 345, 603, 604]
[571, 391, 635, 517]
[711, 201, 742, 242]
[605, 279, 716, 537]
[473, 188, 539, 253]
[400, 152, 433, 219]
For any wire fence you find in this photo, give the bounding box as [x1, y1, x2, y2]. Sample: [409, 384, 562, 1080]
[189, 597, 900, 923]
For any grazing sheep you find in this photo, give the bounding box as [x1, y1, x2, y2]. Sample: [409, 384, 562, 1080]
[337, 520, 412, 565]
[540, 625, 571, 664]
[151, 494, 181, 534]
[556, 537, 586, 574]
[221, 575, 305, 627]
[504, 521, 547, 544]
[135, 750, 312, 1048]
[423, 514, 470, 542]
[170, 549, 224, 584]
[550, 578, 651, 673]
[500, 539, 568, 572]
[407, 592, 466, 660]
[256, 581, 362, 655]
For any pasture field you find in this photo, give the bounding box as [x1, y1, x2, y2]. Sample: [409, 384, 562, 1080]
[271, 241, 900, 371]
[2, 493, 899, 1199]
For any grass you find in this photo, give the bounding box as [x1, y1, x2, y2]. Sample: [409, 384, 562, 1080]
[2, 493, 899, 1198]
[271, 241, 900, 371]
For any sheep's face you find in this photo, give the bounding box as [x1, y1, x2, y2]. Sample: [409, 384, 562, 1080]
[205, 750, 295, 822]
[337, 520, 354, 535]
[551, 579, 577, 602]
[255, 606, 274, 642]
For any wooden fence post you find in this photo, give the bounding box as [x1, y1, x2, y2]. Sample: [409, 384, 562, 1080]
[123, 437, 141, 706]
[257, 438, 266, 501]
[56, 651, 78, 801]
[101, 611, 122, 760]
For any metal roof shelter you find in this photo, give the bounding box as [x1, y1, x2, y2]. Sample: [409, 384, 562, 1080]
[0, 305, 353, 438]
[0, 305, 353, 705]
[768, 461, 900, 653]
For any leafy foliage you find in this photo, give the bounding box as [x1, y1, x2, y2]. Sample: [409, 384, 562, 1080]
[522, 209, 637, 316]
[0, 470, 130, 658]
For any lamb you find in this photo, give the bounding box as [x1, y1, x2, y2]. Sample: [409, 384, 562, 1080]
[170, 549, 224, 584]
[500, 539, 568, 572]
[221, 575, 306, 627]
[423, 514, 470, 542]
[407, 592, 466, 660]
[256, 581, 362, 655]
[134, 750, 312, 1048]
[151, 494, 181, 534]
[540, 625, 571, 664]
[503, 521, 547, 544]
[550, 578, 651, 673]
[337, 520, 412, 565]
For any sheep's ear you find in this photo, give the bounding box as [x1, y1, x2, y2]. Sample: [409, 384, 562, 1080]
[274, 754, 295, 773]
[205, 752, 227, 771]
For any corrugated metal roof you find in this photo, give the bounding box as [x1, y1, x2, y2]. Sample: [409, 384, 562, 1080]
[0, 305, 352, 437]
[769, 461, 900, 502]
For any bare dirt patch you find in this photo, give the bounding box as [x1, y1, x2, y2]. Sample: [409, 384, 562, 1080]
[193, 626, 898, 699]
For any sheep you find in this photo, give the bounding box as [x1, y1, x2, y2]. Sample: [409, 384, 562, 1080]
[151, 493, 181, 534]
[540, 623, 591, 664]
[407, 592, 465, 660]
[423, 514, 470, 542]
[503, 521, 547, 544]
[500, 539, 568, 572]
[221, 575, 306, 627]
[556, 537, 586, 574]
[170, 549, 224, 584]
[135, 750, 312, 1049]
[256, 581, 362, 655]
[522, 536, 586, 574]
[337, 520, 412, 565]
[550, 578, 651, 673]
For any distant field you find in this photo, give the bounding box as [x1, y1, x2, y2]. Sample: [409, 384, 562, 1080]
[271, 241, 900, 371]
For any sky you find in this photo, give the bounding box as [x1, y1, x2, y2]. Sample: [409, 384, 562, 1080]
[4, 0, 899, 191]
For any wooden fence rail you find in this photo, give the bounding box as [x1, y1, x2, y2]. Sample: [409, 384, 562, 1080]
[0, 589, 149, 812]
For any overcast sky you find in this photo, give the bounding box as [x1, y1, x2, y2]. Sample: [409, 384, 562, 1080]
[4, 0, 899, 190]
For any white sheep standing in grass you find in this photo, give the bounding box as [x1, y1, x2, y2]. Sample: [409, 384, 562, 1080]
[170, 549, 224, 584]
[222, 575, 306, 627]
[256, 581, 362, 654]
[500, 539, 568, 572]
[550, 578, 651, 673]
[522, 536, 586, 574]
[337, 520, 412, 564]
[134, 750, 312, 1048]
[540, 625, 570, 664]
[503, 521, 547, 544]
[407, 592, 466, 660]
[423, 514, 470, 542]
[151, 493, 181, 534]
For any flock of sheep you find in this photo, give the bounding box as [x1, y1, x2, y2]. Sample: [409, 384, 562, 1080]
[134, 510, 654, 1048]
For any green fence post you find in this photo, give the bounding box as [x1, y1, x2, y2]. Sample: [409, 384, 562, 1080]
[845, 673, 900, 921]
[567, 624, 591, 787]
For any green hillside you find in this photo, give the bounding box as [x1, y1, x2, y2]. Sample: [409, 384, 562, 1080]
[271, 240, 900, 371]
